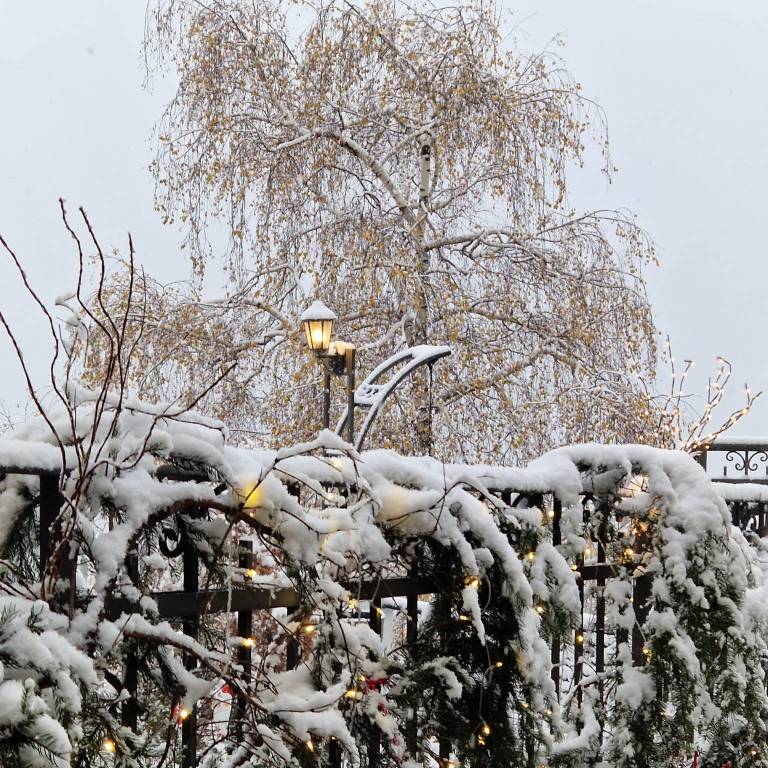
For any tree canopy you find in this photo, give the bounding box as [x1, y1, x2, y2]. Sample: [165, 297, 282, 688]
[80, 0, 662, 461]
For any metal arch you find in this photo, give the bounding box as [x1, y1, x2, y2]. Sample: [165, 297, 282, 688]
[335, 345, 452, 451]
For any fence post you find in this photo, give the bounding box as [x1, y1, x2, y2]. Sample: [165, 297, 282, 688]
[550, 497, 562, 698]
[286, 606, 300, 670]
[122, 549, 140, 733]
[181, 520, 199, 768]
[596, 513, 607, 700]
[234, 539, 253, 741]
[406, 589, 418, 759]
[39, 473, 77, 610]
[39, 473, 59, 579]
[631, 571, 652, 666]
[368, 596, 382, 767]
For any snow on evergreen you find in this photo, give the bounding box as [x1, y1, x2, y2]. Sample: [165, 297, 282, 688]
[0, 390, 765, 765]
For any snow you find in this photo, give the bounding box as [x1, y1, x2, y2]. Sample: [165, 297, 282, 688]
[299, 299, 337, 321]
[0, 390, 765, 765]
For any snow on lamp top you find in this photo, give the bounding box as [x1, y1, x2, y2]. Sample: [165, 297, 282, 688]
[300, 299, 337, 354]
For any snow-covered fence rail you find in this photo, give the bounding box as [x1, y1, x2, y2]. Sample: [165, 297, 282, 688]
[2, 427, 768, 767]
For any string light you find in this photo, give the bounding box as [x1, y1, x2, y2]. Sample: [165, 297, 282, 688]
[102, 739, 116, 754]
[348, 598, 359, 609]
[178, 707, 191, 721]
[245, 568, 257, 580]
[303, 624, 316, 634]
[526, 551, 535, 562]
[465, 575, 481, 590]
[459, 614, 471, 622]
[575, 632, 584, 645]
[241, 637, 254, 648]
[642, 647, 652, 661]
[345, 689, 362, 700]
[306, 739, 315, 752]
[494, 661, 503, 668]
[481, 723, 491, 736]
[534, 604, 545, 615]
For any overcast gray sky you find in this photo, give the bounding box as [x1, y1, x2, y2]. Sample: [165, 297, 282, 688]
[1, 1, 767, 436]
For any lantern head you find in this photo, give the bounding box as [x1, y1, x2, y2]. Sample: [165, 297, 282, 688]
[300, 300, 337, 354]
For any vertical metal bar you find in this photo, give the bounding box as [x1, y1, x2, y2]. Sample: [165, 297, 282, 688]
[234, 540, 253, 740]
[368, 596, 382, 767]
[39, 473, 59, 580]
[329, 739, 341, 768]
[574, 582, 584, 710]
[181, 522, 199, 768]
[323, 369, 332, 431]
[550, 497, 562, 697]
[39, 473, 76, 611]
[596, 540, 605, 682]
[406, 591, 418, 759]
[346, 348, 356, 445]
[122, 549, 140, 732]
[286, 606, 300, 670]
[632, 572, 652, 666]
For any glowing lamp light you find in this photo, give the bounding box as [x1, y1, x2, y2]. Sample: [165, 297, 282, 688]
[300, 300, 337, 355]
[178, 707, 191, 722]
[102, 738, 116, 754]
[239, 481, 264, 510]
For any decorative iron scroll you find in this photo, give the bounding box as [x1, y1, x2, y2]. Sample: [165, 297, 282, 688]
[724, 448, 768, 476]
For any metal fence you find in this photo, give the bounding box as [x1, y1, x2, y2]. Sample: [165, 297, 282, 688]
[10, 444, 768, 766]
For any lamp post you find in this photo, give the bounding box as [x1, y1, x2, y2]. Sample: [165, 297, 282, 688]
[300, 300, 356, 443]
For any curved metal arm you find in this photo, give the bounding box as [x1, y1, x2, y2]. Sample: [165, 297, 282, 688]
[335, 345, 451, 450]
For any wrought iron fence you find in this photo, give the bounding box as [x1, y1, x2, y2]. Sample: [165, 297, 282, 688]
[8, 444, 768, 767]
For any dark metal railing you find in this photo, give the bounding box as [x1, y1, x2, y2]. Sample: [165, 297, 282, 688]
[697, 439, 768, 483]
[6, 455, 764, 767]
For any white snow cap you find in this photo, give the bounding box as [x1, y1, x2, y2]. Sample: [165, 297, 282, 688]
[300, 299, 337, 322]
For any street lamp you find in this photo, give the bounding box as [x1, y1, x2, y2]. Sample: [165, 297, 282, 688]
[301, 300, 356, 442]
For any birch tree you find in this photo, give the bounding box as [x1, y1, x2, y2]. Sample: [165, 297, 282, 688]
[97, 0, 659, 460]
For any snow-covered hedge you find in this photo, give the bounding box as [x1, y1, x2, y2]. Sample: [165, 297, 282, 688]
[0, 391, 766, 767]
